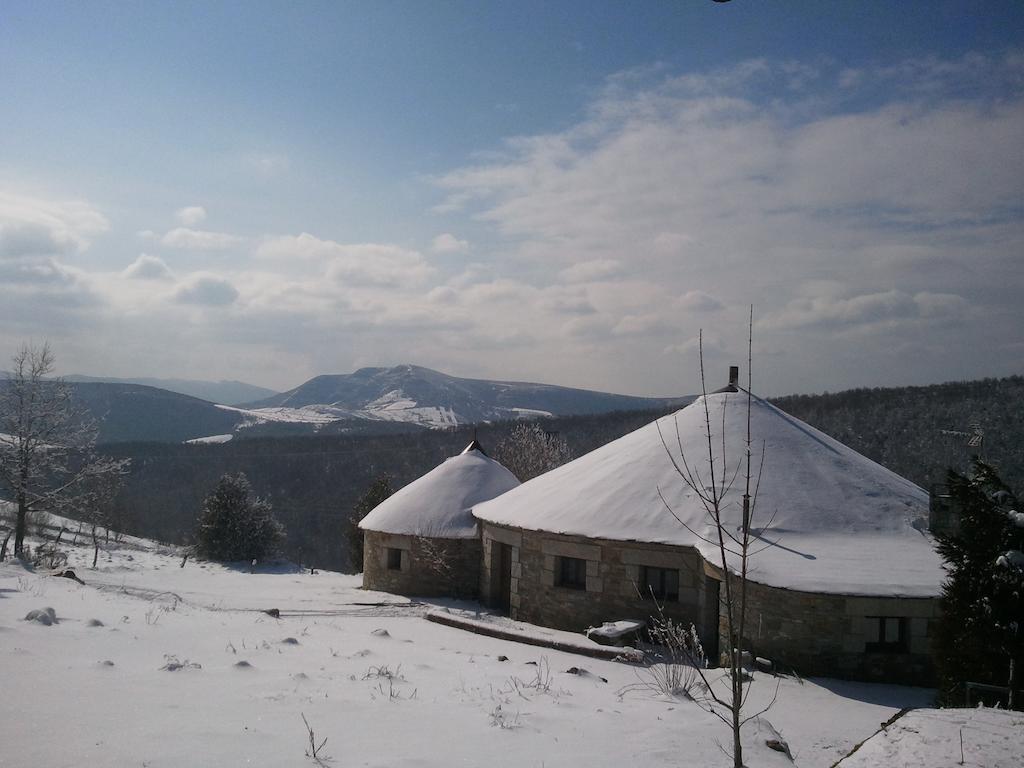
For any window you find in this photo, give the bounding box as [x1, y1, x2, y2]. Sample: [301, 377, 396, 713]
[639, 566, 679, 601]
[386, 547, 403, 571]
[556, 556, 587, 590]
[865, 616, 906, 653]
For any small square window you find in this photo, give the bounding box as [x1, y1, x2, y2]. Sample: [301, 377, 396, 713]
[386, 547, 403, 571]
[556, 556, 587, 590]
[865, 616, 906, 653]
[639, 566, 679, 601]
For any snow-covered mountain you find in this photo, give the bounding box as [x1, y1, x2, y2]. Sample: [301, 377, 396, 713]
[42, 366, 685, 442]
[238, 364, 685, 428]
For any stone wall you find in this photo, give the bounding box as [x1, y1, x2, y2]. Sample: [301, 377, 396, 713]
[479, 523, 718, 650]
[362, 530, 481, 598]
[479, 522, 938, 685]
[732, 576, 939, 686]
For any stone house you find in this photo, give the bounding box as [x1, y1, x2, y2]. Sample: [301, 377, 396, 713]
[359, 440, 519, 598]
[360, 369, 944, 685]
[471, 369, 944, 685]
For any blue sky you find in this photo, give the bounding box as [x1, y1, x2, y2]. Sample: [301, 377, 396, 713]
[1, 1, 1022, 396]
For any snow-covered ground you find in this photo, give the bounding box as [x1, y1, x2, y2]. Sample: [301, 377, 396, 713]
[0, 523, 992, 768]
[837, 707, 1022, 767]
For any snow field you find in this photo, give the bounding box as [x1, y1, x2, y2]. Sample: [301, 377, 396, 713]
[0, 532, 941, 768]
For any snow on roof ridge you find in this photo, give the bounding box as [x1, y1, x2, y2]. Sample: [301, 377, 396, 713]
[472, 390, 942, 596]
[359, 447, 519, 539]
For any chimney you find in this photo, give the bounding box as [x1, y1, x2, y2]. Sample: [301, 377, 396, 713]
[729, 365, 739, 388]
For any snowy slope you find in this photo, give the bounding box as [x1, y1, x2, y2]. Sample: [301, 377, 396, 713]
[836, 707, 1023, 768]
[359, 446, 520, 538]
[0, 520, 953, 768]
[473, 390, 943, 596]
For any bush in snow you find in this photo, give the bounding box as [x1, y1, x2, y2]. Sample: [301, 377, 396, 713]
[194, 473, 284, 563]
[934, 460, 1023, 709]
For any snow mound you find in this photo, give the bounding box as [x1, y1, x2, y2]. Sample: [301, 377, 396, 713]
[473, 390, 942, 596]
[185, 433, 233, 444]
[359, 445, 519, 538]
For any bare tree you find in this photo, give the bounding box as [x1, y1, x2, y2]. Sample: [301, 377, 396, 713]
[494, 422, 572, 482]
[0, 342, 127, 558]
[75, 460, 129, 567]
[656, 320, 775, 768]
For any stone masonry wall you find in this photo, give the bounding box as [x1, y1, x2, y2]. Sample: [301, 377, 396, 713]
[732, 576, 939, 686]
[362, 530, 481, 598]
[480, 523, 718, 648]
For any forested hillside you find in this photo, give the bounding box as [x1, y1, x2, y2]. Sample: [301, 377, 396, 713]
[100, 376, 1022, 573]
[772, 376, 1024, 492]
[105, 408, 676, 571]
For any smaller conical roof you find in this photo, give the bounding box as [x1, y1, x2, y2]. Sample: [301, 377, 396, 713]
[359, 442, 519, 539]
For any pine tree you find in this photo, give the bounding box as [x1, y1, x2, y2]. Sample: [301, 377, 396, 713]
[934, 460, 1023, 708]
[194, 473, 284, 562]
[345, 474, 392, 572]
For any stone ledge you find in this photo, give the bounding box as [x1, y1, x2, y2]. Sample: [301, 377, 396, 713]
[540, 538, 601, 561]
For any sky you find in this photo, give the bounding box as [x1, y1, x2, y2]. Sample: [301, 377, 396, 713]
[1, 1, 1022, 398]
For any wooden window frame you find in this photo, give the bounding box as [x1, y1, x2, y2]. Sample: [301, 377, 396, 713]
[639, 565, 680, 601]
[864, 616, 907, 653]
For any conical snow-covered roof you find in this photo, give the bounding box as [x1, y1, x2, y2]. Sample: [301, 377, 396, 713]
[472, 389, 944, 596]
[359, 442, 520, 539]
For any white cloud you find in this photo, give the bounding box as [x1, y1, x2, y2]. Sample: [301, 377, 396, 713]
[664, 333, 728, 359]
[161, 228, 244, 250]
[430, 233, 469, 253]
[612, 313, 671, 337]
[0, 189, 109, 257]
[122, 254, 174, 281]
[677, 291, 724, 312]
[760, 290, 969, 331]
[257, 233, 434, 287]
[175, 206, 207, 227]
[173, 273, 239, 306]
[432, 52, 1024, 393]
[559, 259, 625, 283]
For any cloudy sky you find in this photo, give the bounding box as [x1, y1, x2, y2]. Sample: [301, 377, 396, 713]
[2, 1, 1022, 397]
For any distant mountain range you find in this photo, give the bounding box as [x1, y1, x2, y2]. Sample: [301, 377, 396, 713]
[243, 364, 684, 426]
[58, 365, 688, 443]
[65, 375, 278, 406]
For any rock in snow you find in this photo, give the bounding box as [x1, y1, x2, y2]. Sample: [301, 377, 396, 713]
[24, 607, 57, 625]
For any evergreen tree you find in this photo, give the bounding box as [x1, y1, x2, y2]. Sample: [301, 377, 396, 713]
[934, 461, 1023, 708]
[195, 473, 284, 562]
[345, 473, 392, 572]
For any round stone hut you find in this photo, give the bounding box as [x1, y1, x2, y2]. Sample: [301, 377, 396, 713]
[471, 371, 944, 685]
[360, 440, 519, 598]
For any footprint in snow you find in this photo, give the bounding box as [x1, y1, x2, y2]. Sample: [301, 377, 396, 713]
[281, 637, 300, 645]
[234, 660, 254, 669]
[87, 618, 104, 627]
[371, 628, 390, 638]
[98, 660, 115, 667]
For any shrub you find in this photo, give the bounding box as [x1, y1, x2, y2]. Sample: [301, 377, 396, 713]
[194, 473, 284, 562]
